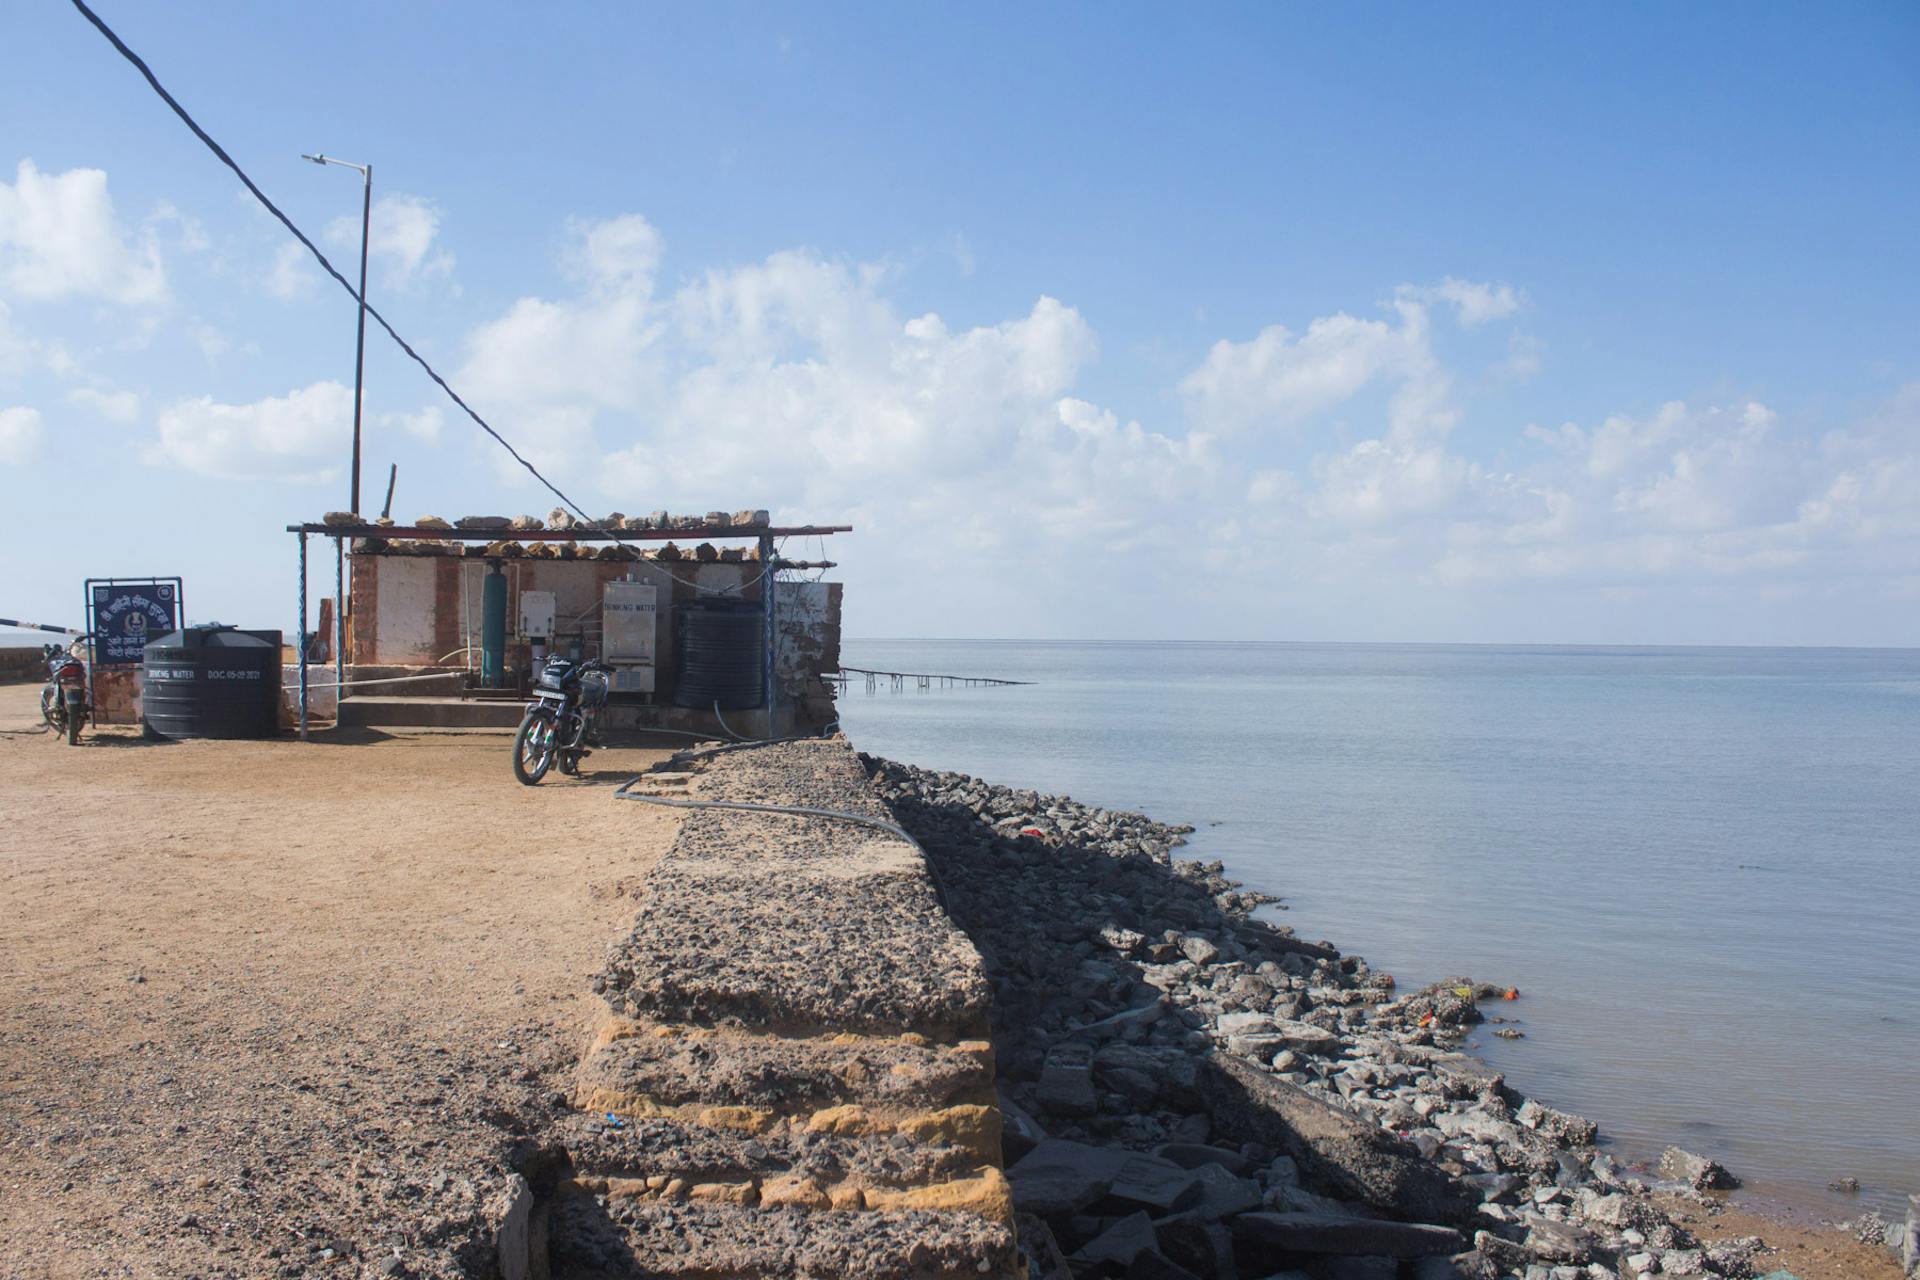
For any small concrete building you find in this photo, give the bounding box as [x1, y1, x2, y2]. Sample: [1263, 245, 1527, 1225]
[295, 513, 848, 738]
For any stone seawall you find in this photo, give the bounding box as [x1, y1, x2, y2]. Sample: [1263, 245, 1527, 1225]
[532, 738, 1016, 1278]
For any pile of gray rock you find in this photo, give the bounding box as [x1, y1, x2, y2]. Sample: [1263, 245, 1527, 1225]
[539, 508, 771, 531]
[864, 756, 1802, 1280]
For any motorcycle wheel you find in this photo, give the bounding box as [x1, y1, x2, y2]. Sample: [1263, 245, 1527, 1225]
[41, 686, 58, 731]
[65, 691, 84, 745]
[512, 710, 557, 785]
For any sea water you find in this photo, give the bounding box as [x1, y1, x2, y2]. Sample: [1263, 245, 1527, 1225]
[835, 640, 1920, 1219]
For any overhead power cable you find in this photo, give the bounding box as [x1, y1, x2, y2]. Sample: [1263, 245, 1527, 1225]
[67, 0, 609, 533]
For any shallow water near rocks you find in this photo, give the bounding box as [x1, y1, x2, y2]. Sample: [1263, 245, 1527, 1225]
[836, 639, 1920, 1221]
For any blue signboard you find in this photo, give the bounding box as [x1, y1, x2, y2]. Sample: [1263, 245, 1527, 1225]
[87, 579, 181, 666]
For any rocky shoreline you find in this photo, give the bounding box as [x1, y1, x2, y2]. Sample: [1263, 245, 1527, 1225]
[864, 754, 1917, 1280]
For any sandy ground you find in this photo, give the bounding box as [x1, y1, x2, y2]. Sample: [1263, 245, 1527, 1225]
[0, 683, 681, 1279]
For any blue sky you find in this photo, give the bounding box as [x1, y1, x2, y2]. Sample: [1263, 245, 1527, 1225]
[2, 2, 1916, 644]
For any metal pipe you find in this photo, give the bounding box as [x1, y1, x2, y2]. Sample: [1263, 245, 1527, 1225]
[481, 563, 507, 688]
[297, 531, 309, 741]
[759, 533, 776, 737]
[333, 536, 345, 703]
[301, 153, 372, 513]
[460, 559, 472, 675]
[351, 162, 369, 514]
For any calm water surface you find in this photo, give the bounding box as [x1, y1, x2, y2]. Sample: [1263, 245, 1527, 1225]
[836, 640, 1920, 1218]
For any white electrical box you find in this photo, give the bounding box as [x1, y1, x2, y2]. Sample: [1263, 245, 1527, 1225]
[518, 590, 556, 639]
[610, 666, 656, 693]
[603, 581, 657, 694]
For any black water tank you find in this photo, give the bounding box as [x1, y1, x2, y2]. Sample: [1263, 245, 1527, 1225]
[673, 600, 764, 710]
[143, 626, 283, 739]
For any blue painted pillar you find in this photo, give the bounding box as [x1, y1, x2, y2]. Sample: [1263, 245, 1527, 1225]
[481, 564, 507, 688]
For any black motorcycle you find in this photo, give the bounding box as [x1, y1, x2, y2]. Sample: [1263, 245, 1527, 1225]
[40, 639, 90, 746]
[512, 655, 610, 785]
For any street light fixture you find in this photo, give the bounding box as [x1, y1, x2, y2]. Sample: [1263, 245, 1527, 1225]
[301, 152, 372, 515]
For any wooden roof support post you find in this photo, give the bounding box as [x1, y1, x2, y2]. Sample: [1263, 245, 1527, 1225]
[760, 532, 777, 739]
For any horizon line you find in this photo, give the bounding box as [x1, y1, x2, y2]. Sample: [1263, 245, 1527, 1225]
[841, 636, 1920, 653]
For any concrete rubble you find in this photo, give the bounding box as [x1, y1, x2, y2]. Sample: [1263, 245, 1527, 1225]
[863, 755, 1860, 1280]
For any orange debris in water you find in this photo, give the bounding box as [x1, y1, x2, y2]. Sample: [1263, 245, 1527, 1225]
[1503, 987, 1520, 1001]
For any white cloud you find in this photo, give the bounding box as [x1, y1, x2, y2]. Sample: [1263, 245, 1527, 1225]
[1403, 277, 1522, 326]
[1180, 311, 1411, 435]
[441, 221, 1919, 638]
[67, 387, 140, 423]
[0, 160, 166, 305]
[0, 300, 76, 384]
[265, 241, 316, 300]
[1178, 282, 1505, 440]
[451, 215, 1219, 577]
[949, 233, 976, 278]
[149, 381, 351, 480]
[1496, 331, 1544, 382]
[0, 301, 33, 377]
[0, 405, 41, 463]
[567, 213, 661, 291]
[326, 194, 453, 290]
[187, 321, 232, 361]
[1312, 438, 1477, 526]
[1425, 392, 1920, 592]
[380, 406, 442, 441]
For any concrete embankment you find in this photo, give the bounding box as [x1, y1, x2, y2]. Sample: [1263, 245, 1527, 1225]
[529, 738, 1016, 1279]
[492, 738, 1908, 1280]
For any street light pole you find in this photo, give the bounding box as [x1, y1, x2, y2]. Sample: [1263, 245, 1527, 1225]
[301, 153, 372, 514]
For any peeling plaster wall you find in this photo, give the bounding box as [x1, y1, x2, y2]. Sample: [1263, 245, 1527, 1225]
[776, 581, 843, 732]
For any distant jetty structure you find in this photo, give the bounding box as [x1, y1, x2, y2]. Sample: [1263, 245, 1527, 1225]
[833, 665, 1031, 692]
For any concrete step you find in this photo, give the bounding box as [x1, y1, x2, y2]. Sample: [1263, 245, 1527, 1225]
[337, 695, 524, 730]
[547, 1191, 1012, 1279]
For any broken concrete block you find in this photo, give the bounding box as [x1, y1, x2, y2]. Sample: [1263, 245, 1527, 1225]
[1185, 1160, 1262, 1219]
[1230, 1212, 1465, 1260]
[1658, 1145, 1738, 1190]
[1198, 1054, 1477, 1225]
[1016, 1213, 1073, 1280]
[1516, 1097, 1598, 1147]
[999, 1090, 1048, 1164]
[1316, 1259, 1397, 1280]
[1069, 1211, 1155, 1268]
[1008, 1139, 1115, 1217]
[1037, 1044, 1097, 1116]
[1101, 1152, 1201, 1216]
[1152, 1143, 1252, 1176]
[1154, 1213, 1236, 1279]
[493, 1174, 533, 1280]
[1125, 1250, 1201, 1280]
[1522, 1212, 1595, 1263]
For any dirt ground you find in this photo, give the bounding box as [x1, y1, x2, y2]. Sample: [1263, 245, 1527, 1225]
[1653, 1191, 1908, 1280]
[0, 683, 682, 1279]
